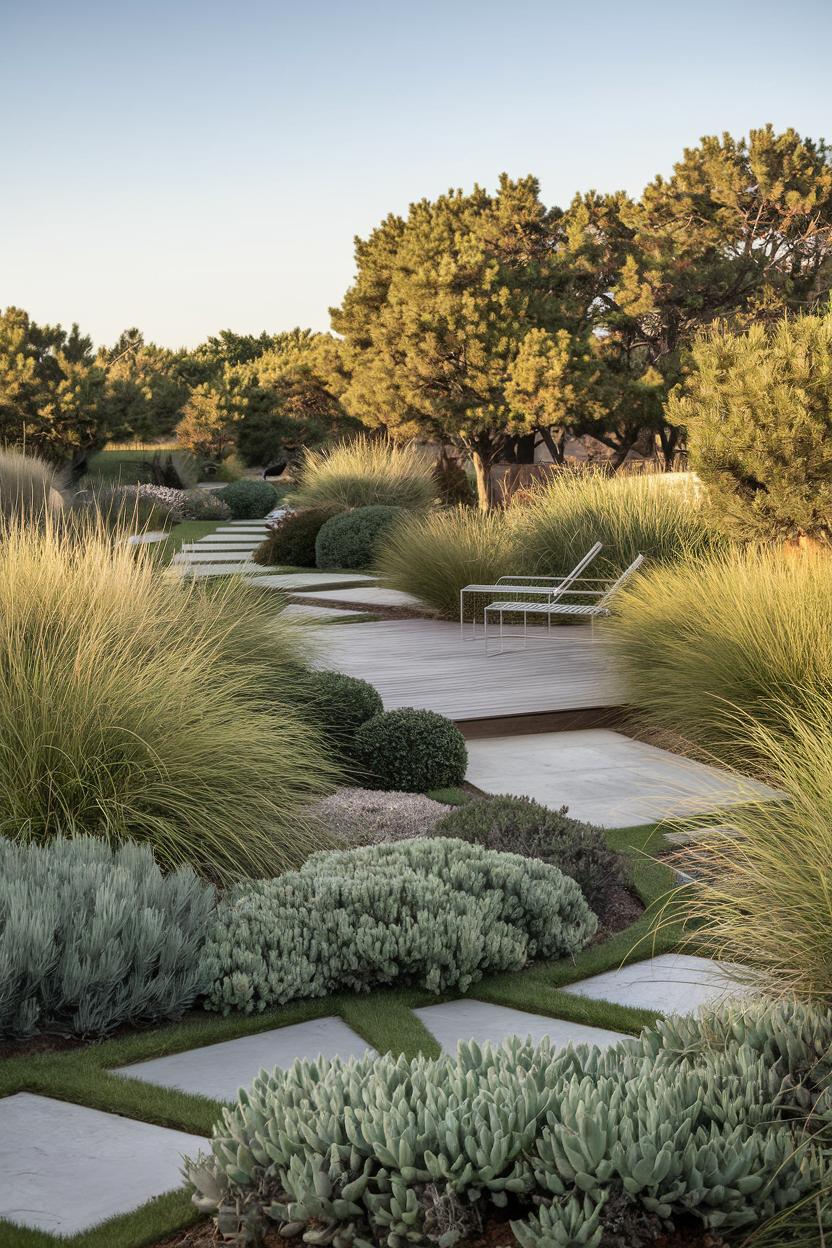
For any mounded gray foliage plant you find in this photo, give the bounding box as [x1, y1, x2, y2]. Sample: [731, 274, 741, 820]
[0, 836, 214, 1038]
[200, 838, 596, 1013]
[186, 1000, 830, 1248]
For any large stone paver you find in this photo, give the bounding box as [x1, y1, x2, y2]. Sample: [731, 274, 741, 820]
[192, 533, 265, 544]
[298, 586, 425, 609]
[414, 1000, 630, 1054]
[562, 954, 750, 1015]
[172, 550, 255, 564]
[116, 1017, 374, 1101]
[464, 729, 777, 827]
[0, 1093, 206, 1235]
[244, 572, 378, 590]
[281, 603, 366, 620]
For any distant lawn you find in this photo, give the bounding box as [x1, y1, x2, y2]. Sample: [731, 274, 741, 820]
[85, 445, 177, 486]
[151, 520, 221, 566]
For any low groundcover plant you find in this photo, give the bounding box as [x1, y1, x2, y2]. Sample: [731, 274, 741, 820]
[200, 838, 597, 1012]
[186, 1000, 829, 1248]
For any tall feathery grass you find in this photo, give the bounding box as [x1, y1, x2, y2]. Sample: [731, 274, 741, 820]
[0, 516, 337, 879]
[375, 468, 717, 619]
[511, 468, 719, 578]
[293, 436, 437, 511]
[0, 447, 63, 524]
[671, 693, 832, 1002]
[608, 547, 832, 763]
[377, 507, 515, 618]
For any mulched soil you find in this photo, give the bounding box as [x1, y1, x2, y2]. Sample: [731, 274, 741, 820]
[149, 1212, 729, 1248]
[593, 882, 645, 941]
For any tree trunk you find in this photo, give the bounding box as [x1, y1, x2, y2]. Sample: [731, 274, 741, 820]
[471, 449, 497, 510]
[538, 426, 566, 465]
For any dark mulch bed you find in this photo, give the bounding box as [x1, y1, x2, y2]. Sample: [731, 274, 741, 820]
[150, 1210, 730, 1248]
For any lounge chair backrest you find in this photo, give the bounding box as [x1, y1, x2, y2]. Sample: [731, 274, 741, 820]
[598, 554, 645, 606]
[549, 541, 603, 601]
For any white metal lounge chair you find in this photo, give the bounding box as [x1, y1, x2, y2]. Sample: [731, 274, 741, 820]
[459, 542, 605, 639]
[484, 554, 646, 655]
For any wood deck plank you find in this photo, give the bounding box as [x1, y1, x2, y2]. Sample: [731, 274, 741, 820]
[313, 619, 622, 721]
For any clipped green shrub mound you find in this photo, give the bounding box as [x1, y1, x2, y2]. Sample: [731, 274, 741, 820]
[303, 670, 383, 761]
[315, 504, 403, 570]
[293, 435, 437, 511]
[608, 547, 832, 764]
[0, 519, 335, 880]
[0, 836, 214, 1038]
[215, 478, 278, 519]
[201, 838, 596, 1013]
[434, 794, 627, 915]
[354, 707, 468, 792]
[253, 507, 339, 568]
[0, 447, 63, 525]
[186, 1001, 828, 1246]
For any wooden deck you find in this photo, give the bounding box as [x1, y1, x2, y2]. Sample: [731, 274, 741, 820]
[313, 619, 623, 722]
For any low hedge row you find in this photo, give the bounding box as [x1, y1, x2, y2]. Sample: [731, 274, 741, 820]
[200, 838, 597, 1013]
[186, 1001, 829, 1247]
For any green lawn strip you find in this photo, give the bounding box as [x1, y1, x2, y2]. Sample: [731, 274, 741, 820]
[338, 993, 441, 1061]
[85, 448, 176, 487]
[0, 1190, 200, 1248]
[150, 521, 221, 566]
[426, 786, 471, 805]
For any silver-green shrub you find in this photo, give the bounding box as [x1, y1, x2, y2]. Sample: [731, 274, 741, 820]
[201, 838, 596, 1013]
[185, 1000, 830, 1248]
[0, 836, 214, 1037]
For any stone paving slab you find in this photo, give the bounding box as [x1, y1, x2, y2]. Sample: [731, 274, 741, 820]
[464, 729, 777, 827]
[281, 603, 366, 620]
[191, 532, 265, 544]
[172, 562, 270, 577]
[116, 1017, 375, 1101]
[562, 953, 750, 1015]
[414, 1000, 630, 1055]
[298, 586, 426, 608]
[0, 1093, 206, 1235]
[172, 550, 256, 563]
[243, 572, 378, 590]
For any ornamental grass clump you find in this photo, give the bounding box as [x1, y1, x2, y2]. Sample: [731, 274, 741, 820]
[0, 446, 63, 524]
[0, 836, 214, 1038]
[186, 999, 829, 1247]
[671, 691, 832, 1003]
[607, 546, 832, 763]
[511, 467, 720, 580]
[293, 435, 437, 511]
[201, 838, 596, 1012]
[0, 515, 336, 878]
[376, 505, 514, 619]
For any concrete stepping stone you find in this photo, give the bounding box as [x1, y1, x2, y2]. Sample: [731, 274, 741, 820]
[116, 1017, 374, 1101]
[281, 603, 366, 620]
[0, 1093, 206, 1236]
[414, 1000, 629, 1054]
[172, 562, 269, 578]
[192, 532, 265, 543]
[464, 729, 778, 828]
[297, 586, 426, 609]
[172, 550, 256, 564]
[562, 953, 750, 1015]
[244, 572, 378, 590]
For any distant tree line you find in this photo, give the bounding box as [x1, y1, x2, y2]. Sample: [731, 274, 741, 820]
[2, 125, 830, 506]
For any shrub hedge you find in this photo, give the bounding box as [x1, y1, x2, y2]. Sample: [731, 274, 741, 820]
[253, 507, 339, 568]
[187, 1000, 828, 1247]
[354, 708, 468, 792]
[0, 836, 214, 1038]
[215, 478, 278, 519]
[201, 838, 597, 1013]
[315, 504, 403, 570]
[303, 670, 384, 761]
[433, 794, 627, 915]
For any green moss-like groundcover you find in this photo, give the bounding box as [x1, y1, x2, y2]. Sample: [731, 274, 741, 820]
[0, 823, 680, 1248]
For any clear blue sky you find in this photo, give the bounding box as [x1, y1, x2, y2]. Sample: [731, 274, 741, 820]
[2, 0, 830, 349]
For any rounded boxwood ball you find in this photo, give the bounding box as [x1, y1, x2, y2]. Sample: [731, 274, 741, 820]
[215, 478, 278, 519]
[253, 507, 339, 568]
[354, 707, 468, 792]
[305, 670, 384, 758]
[315, 505, 403, 570]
